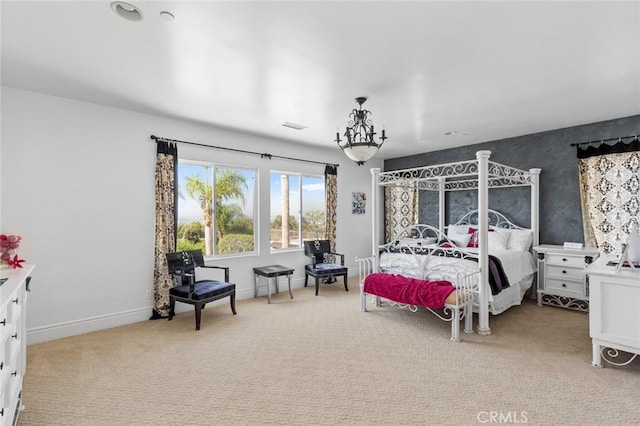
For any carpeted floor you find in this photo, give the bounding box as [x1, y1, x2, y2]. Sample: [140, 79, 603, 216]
[18, 277, 640, 425]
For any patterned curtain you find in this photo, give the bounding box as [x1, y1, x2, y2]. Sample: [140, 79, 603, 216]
[384, 185, 418, 242]
[577, 138, 640, 256]
[151, 141, 178, 319]
[325, 165, 338, 252]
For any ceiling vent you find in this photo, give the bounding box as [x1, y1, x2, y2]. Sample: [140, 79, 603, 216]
[281, 122, 307, 130]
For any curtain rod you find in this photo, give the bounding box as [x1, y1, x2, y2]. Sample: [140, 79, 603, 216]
[571, 134, 638, 147]
[150, 135, 339, 168]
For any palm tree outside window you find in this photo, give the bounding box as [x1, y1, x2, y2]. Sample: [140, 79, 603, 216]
[178, 162, 256, 256]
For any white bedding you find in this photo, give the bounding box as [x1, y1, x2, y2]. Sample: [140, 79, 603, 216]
[378, 247, 535, 314]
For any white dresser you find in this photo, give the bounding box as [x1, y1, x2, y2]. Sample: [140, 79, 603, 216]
[587, 256, 640, 368]
[533, 245, 599, 311]
[0, 265, 33, 426]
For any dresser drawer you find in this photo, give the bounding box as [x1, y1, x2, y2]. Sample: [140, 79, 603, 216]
[546, 253, 586, 268]
[546, 278, 585, 296]
[546, 265, 584, 280]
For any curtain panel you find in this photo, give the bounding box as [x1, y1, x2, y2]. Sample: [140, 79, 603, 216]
[152, 141, 178, 318]
[325, 165, 338, 252]
[577, 139, 639, 256]
[384, 185, 418, 242]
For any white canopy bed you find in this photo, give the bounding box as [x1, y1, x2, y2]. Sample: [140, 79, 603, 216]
[361, 150, 541, 336]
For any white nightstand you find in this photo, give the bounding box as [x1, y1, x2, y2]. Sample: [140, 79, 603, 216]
[533, 244, 599, 311]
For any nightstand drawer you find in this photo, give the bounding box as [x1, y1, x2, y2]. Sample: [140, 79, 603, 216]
[546, 253, 586, 268]
[546, 278, 585, 295]
[546, 265, 584, 280]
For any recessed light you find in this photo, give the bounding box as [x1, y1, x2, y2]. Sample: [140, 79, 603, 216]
[110, 2, 143, 22]
[282, 122, 308, 130]
[160, 11, 175, 22]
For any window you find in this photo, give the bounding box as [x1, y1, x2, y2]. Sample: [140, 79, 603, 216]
[177, 162, 256, 257]
[270, 172, 326, 251]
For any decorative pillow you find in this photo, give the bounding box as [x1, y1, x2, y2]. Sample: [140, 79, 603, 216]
[506, 229, 533, 252]
[447, 232, 472, 248]
[487, 230, 510, 250]
[467, 227, 495, 248]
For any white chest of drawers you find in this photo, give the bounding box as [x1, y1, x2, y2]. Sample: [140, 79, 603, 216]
[533, 245, 598, 311]
[586, 256, 640, 367]
[0, 265, 33, 426]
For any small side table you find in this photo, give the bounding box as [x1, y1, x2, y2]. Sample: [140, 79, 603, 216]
[253, 265, 294, 304]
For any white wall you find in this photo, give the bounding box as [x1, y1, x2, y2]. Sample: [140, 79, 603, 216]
[1, 86, 381, 344]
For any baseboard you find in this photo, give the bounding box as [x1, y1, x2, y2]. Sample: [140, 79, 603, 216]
[27, 307, 151, 345]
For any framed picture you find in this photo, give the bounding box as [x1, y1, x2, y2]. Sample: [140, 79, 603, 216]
[352, 192, 366, 215]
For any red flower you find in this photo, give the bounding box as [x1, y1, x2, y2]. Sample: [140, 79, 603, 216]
[8, 255, 25, 269]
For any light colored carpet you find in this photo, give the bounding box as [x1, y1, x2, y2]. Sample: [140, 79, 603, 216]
[18, 277, 640, 425]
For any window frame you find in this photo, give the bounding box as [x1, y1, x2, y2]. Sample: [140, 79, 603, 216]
[177, 159, 258, 259]
[269, 170, 326, 253]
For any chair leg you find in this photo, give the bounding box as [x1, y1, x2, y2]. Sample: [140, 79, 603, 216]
[343, 273, 349, 292]
[168, 297, 176, 321]
[315, 276, 320, 296]
[230, 293, 237, 315]
[194, 303, 202, 331]
[304, 274, 309, 288]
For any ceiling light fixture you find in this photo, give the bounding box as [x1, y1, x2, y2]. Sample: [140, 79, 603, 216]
[159, 11, 175, 22]
[335, 97, 387, 165]
[110, 1, 143, 22]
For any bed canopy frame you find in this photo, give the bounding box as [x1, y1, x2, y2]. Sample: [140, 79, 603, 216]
[370, 150, 541, 335]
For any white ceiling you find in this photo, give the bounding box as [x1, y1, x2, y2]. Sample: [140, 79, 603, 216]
[2, 1, 639, 159]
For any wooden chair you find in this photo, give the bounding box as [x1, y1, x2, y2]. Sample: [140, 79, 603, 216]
[165, 250, 236, 330]
[303, 239, 348, 296]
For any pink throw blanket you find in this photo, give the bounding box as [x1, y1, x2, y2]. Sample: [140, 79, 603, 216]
[363, 273, 455, 309]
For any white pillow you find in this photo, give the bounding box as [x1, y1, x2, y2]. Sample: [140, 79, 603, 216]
[447, 232, 472, 248]
[506, 229, 533, 252]
[447, 225, 469, 236]
[488, 230, 510, 250]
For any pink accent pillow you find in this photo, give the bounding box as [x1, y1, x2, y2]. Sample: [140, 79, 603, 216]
[467, 227, 495, 248]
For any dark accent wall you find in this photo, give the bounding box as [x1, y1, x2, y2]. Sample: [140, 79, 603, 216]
[385, 115, 640, 245]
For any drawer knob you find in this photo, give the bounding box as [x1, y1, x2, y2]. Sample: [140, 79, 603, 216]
[561, 283, 567, 287]
[0, 318, 5, 326]
[1, 407, 4, 416]
[11, 333, 17, 339]
[562, 270, 567, 274]
[562, 258, 567, 262]
[12, 297, 18, 304]
[0, 361, 3, 370]
[11, 370, 17, 377]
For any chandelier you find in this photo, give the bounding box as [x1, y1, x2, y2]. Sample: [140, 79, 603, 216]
[335, 97, 388, 165]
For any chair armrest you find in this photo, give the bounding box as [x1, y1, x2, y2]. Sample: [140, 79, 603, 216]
[201, 265, 230, 282]
[173, 271, 195, 278]
[331, 252, 345, 265]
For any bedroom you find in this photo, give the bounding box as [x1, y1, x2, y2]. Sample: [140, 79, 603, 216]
[1, 1, 639, 424]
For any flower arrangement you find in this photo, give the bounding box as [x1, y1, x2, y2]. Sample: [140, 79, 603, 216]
[0, 234, 25, 269]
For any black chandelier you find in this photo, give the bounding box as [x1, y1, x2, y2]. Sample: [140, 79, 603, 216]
[335, 97, 388, 165]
